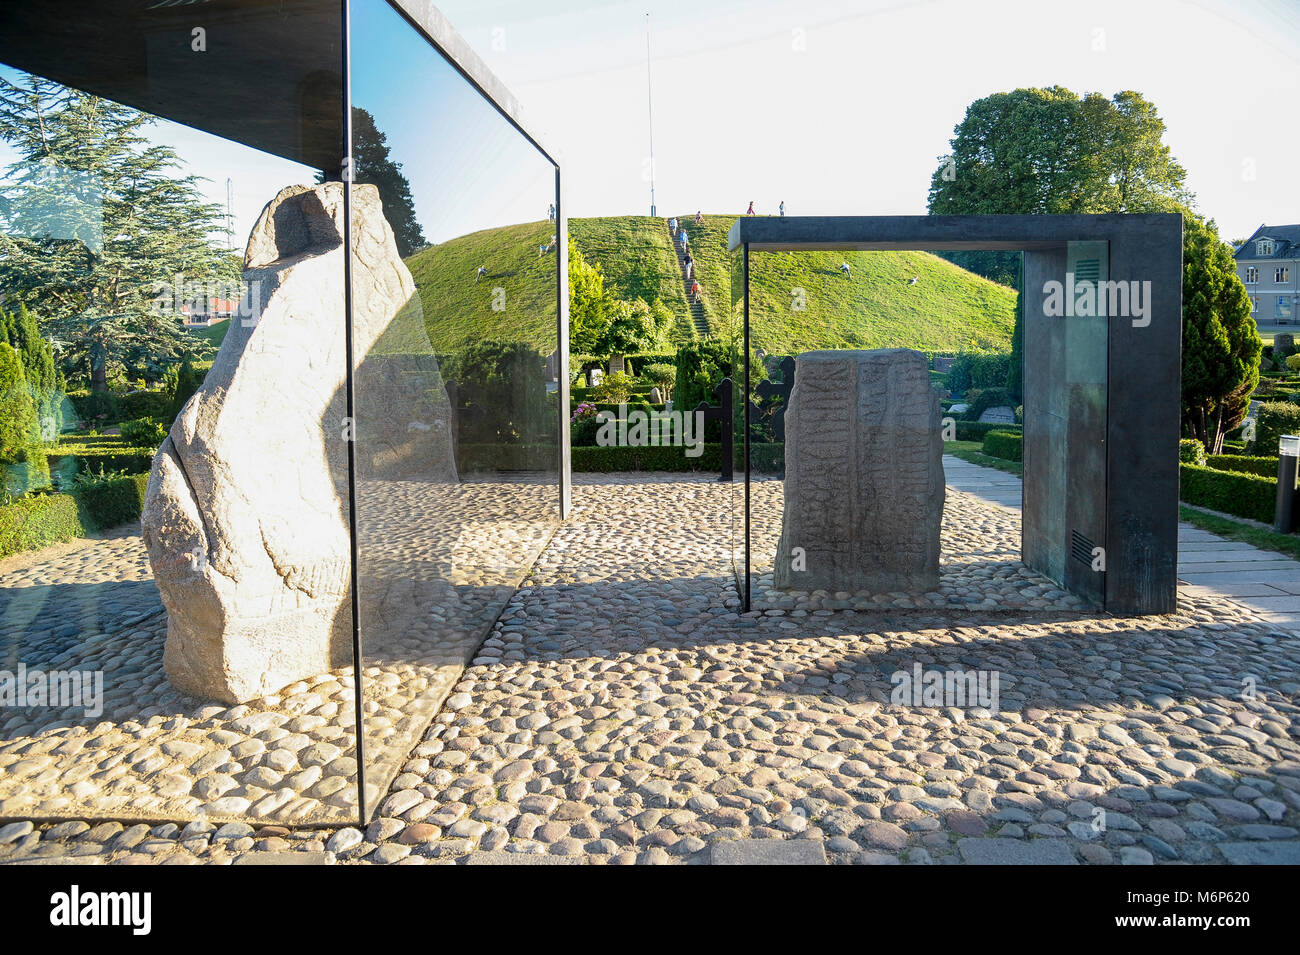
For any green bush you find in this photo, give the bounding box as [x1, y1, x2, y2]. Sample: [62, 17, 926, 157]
[1179, 464, 1276, 523]
[74, 473, 150, 530]
[0, 493, 83, 557]
[1179, 438, 1206, 466]
[946, 351, 1012, 397]
[118, 389, 174, 422]
[952, 421, 1022, 442]
[571, 415, 602, 447]
[0, 473, 149, 559]
[591, 371, 636, 403]
[120, 417, 170, 448]
[982, 431, 1023, 461]
[1252, 401, 1300, 455]
[1207, 454, 1278, 477]
[443, 341, 552, 446]
[48, 446, 154, 485]
[167, 358, 212, 420]
[963, 387, 1016, 422]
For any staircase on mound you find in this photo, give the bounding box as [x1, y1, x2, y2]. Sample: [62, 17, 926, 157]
[666, 218, 711, 338]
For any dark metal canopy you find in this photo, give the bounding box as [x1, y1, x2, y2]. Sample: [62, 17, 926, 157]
[0, 0, 345, 171]
[729, 213, 1183, 252]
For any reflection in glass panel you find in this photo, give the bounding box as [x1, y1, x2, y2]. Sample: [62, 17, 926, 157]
[351, 0, 560, 818]
[0, 1, 360, 825]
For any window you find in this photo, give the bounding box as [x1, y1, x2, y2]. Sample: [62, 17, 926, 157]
[1259, 239, 1275, 256]
[1277, 267, 1291, 283]
[1277, 298, 1294, 319]
[1246, 266, 1258, 283]
[1251, 297, 1258, 313]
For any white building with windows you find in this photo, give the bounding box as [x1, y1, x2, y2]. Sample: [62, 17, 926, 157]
[1234, 224, 1300, 325]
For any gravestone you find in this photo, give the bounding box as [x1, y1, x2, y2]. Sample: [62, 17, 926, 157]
[587, 368, 604, 388]
[649, 386, 662, 404]
[774, 349, 944, 593]
[608, 355, 625, 375]
[978, 405, 1017, 425]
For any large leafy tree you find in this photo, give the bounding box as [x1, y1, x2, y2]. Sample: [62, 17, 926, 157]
[929, 87, 1189, 217]
[568, 245, 607, 356]
[1181, 216, 1260, 453]
[0, 73, 234, 392]
[929, 87, 1193, 404]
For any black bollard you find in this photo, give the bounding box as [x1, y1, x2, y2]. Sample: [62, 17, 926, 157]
[1275, 434, 1300, 533]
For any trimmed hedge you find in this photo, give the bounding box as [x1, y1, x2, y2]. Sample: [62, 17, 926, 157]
[48, 446, 154, 478]
[1207, 454, 1278, 478]
[570, 385, 655, 402]
[1179, 464, 1276, 523]
[1179, 438, 1206, 466]
[953, 421, 1022, 442]
[982, 431, 1023, 462]
[0, 473, 149, 560]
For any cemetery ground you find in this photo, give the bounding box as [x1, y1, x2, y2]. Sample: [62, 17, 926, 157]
[1, 462, 1299, 865]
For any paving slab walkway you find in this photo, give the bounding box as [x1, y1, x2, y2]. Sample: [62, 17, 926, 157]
[943, 454, 1300, 633]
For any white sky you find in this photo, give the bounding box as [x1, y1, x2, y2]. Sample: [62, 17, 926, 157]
[2, 0, 1296, 244]
[433, 0, 1300, 241]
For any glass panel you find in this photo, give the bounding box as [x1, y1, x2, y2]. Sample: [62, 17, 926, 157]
[741, 244, 1096, 613]
[0, 1, 359, 826]
[350, 0, 560, 823]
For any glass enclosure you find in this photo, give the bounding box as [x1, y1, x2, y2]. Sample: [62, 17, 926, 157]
[0, 0, 562, 827]
[730, 240, 1107, 615]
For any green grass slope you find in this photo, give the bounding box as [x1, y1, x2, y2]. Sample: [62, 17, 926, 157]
[672, 213, 1016, 353]
[568, 216, 689, 317]
[397, 214, 1014, 356]
[405, 220, 559, 353]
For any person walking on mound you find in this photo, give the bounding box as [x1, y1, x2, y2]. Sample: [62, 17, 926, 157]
[840, 262, 851, 279]
[695, 210, 703, 225]
[746, 201, 755, 215]
[691, 280, 702, 303]
[684, 253, 694, 281]
[476, 265, 487, 282]
[779, 200, 785, 217]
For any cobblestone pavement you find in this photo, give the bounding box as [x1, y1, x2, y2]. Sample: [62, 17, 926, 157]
[2, 473, 1299, 865]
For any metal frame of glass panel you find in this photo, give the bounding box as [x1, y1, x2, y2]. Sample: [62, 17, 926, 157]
[727, 214, 1182, 617]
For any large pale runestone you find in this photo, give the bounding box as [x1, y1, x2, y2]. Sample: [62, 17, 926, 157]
[142, 182, 456, 703]
[774, 349, 944, 593]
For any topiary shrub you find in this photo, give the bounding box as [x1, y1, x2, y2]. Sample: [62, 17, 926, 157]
[1179, 438, 1207, 466]
[120, 417, 169, 448]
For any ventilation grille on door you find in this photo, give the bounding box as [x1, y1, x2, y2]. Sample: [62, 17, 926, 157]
[1074, 259, 1101, 283]
[1071, 529, 1096, 564]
